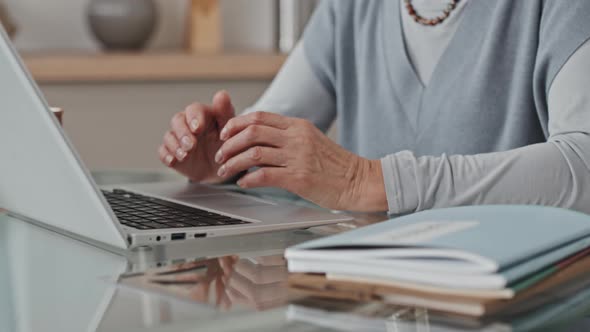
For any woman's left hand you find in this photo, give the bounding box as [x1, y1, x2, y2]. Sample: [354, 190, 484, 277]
[213, 112, 387, 212]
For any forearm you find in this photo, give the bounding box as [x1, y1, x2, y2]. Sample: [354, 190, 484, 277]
[382, 133, 590, 215]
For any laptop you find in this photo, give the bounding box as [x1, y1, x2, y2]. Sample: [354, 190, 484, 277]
[0, 26, 352, 250]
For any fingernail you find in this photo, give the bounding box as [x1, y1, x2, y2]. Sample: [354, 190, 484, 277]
[176, 148, 187, 161]
[165, 155, 174, 166]
[220, 127, 229, 140]
[215, 149, 223, 163]
[189, 119, 198, 132]
[237, 179, 245, 188]
[217, 165, 226, 177]
[181, 136, 194, 151]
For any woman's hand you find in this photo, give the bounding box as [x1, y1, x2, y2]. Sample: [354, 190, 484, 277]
[158, 91, 235, 183]
[214, 112, 387, 212]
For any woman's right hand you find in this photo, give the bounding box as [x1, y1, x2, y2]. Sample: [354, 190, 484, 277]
[158, 91, 235, 183]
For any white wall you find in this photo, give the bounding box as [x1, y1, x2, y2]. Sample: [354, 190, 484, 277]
[5, 0, 278, 52]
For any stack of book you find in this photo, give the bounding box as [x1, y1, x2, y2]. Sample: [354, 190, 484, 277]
[286, 205, 590, 317]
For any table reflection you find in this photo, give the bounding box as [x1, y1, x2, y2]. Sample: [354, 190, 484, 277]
[287, 280, 590, 332]
[3, 207, 590, 332]
[118, 254, 290, 312]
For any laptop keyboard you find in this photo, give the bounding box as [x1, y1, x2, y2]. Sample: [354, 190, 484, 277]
[101, 189, 251, 230]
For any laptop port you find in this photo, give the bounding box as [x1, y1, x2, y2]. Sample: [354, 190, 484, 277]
[171, 233, 186, 241]
[194, 233, 206, 238]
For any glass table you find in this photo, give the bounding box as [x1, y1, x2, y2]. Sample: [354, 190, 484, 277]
[1, 170, 589, 332]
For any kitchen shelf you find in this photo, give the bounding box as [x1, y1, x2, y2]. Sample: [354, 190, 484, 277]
[22, 52, 287, 83]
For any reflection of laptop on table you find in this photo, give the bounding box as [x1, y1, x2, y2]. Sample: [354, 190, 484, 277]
[0, 26, 352, 250]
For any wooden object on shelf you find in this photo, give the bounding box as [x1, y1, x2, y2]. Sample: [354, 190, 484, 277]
[50, 107, 64, 125]
[186, 0, 222, 54]
[0, 2, 17, 38]
[23, 52, 287, 83]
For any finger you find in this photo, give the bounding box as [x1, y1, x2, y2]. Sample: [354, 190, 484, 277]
[164, 131, 188, 162]
[218, 147, 287, 179]
[218, 257, 237, 278]
[170, 112, 196, 152]
[212, 90, 236, 130]
[216, 125, 286, 164]
[215, 275, 228, 307]
[237, 167, 287, 190]
[174, 274, 205, 282]
[158, 144, 175, 167]
[184, 102, 213, 136]
[220, 111, 291, 141]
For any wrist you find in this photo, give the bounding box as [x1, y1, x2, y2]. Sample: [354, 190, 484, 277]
[348, 158, 388, 212]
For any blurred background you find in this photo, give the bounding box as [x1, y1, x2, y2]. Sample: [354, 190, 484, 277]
[0, 0, 318, 171]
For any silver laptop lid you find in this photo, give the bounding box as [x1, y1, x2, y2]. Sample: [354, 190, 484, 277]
[0, 26, 127, 248]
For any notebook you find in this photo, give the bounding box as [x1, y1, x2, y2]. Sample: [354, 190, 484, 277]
[286, 205, 590, 291]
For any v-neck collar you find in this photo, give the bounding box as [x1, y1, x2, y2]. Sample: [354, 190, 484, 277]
[384, 0, 477, 91]
[382, 0, 481, 129]
[401, 0, 471, 87]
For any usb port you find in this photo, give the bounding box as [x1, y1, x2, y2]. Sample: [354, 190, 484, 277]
[194, 233, 206, 238]
[171, 233, 186, 241]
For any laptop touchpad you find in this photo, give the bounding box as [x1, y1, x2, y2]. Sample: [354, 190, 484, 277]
[180, 193, 277, 209]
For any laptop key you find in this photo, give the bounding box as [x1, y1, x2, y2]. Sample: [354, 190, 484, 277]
[137, 226, 153, 230]
[131, 220, 150, 225]
[200, 212, 221, 218]
[184, 220, 207, 226]
[192, 217, 217, 223]
[158, 219, 176, 224]
[224, 219, 247, 225]
[188, 222, 212, 227]
[209, 215, 237, 220]
[187, 216, 208, 221]
[207, 219, 230, 226]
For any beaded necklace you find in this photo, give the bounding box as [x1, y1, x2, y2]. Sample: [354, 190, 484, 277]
[404, 0, 461, 26]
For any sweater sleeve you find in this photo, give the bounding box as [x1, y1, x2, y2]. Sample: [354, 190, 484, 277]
[243, 0, 337, 133]
[381, 38, 590, 215]
[244, 41, 336, 133]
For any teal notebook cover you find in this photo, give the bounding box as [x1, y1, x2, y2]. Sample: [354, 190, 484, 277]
[288, 205, 590, 284]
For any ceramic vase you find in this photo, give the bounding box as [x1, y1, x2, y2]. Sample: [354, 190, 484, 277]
[87, 0, 158, 51]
